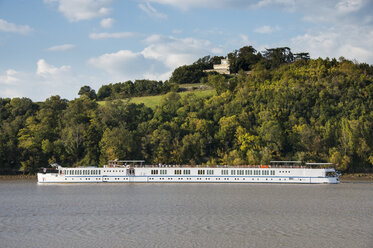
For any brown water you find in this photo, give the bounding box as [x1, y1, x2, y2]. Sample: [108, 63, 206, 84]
[0, 181, 372, 248]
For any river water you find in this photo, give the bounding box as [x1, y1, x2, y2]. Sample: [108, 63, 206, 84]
[0, 180, 372, 248]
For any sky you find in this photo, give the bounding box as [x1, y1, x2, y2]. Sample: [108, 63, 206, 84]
[0, 0, 373, 101]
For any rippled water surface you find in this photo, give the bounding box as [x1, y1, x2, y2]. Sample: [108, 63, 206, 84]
[0, 181, 372, 248]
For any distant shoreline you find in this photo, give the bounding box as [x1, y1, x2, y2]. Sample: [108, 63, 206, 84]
[0, 175, 37, 180]
[0, 173, 372, 182]
[339, 173, 373, 182]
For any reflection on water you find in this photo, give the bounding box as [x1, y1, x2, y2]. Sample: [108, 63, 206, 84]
[0, 181, 372, 248]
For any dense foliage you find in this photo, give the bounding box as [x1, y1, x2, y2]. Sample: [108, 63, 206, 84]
[96, 80, 172, 100]
[1, 50, 373, 174]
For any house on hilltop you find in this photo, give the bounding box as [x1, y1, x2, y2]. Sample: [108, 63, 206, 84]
[204, 58, 230, 75]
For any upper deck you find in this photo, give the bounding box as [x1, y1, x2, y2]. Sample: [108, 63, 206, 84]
[104, 160, 336, 170]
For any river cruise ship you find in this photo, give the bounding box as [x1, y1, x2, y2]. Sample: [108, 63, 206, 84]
[37, 160, 340, 184]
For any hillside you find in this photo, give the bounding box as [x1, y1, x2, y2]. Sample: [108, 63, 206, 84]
[1, 46, 373, 174]
[98, 86, 215, 109]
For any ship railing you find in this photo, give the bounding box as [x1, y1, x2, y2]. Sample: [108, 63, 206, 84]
[120, 164, 334, 169]
[104, 160, 336, 169]
[106, 160, 145, 168]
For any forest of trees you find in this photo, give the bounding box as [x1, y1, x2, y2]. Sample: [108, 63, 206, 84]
[95, 80, 173, 101]
[1, 46, 373, 174]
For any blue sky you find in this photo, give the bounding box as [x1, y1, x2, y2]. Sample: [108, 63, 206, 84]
[1, 0, 373, 101]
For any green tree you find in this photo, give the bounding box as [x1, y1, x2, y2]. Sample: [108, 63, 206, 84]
[78, 85, 97, 100]
[61, 95, 100, 166]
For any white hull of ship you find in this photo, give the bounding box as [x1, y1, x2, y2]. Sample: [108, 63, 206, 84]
[38, 171, 339, 184]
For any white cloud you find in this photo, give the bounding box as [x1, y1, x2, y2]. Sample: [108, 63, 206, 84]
[143, 0, 296, 10]
[88, 35, 219, 81]
[88, 50, 168, 81]
[138, 1, 167, 19]
[89, 32, 136, 39]
[44, 0, 112, 22]
[141, 35, 212, 68]
[143, 0, 239, 10]
[37, 59, 71, 77]
[145, 0, 373, 25]
[46, 44, 76, 51]
[0, 19, 33, 34]
[100, 17, 114, 28]
[0, 60, 80, 101]
[335, 0, 364, 14]
[0, 69, 20, 85]
[254, 25, 280, 34]
[291, 25, 373, 63]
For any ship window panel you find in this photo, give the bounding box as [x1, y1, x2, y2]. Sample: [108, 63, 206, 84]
[231, 170, 236, 175]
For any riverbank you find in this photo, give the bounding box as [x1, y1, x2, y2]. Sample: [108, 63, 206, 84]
[0, 175, 37, 180]
[340, 173, 373, 182]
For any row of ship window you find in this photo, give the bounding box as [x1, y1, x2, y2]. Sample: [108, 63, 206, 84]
[151, 169, 276, 176]
[147, 177, 293, 181]
[62, 169, 130, 175]
[63, 170, 101, 175]
[63, 169, 281, 176]
[63, 177, 294, 181]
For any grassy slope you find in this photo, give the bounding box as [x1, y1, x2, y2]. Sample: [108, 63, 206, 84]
[98, 89, 216, 109]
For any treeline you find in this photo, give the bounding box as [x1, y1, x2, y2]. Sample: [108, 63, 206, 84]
[1, 50, 373, 174]
[95, 80, 173, 101]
